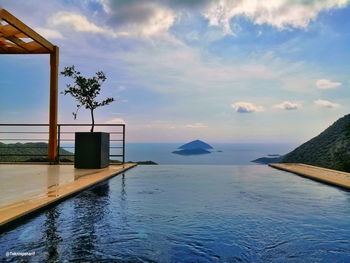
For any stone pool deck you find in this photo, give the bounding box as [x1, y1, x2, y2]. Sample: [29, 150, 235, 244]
[269, 163, 350, 190]
[0, 163, 136, 229]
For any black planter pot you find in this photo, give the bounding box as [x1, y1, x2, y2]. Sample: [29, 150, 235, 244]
[74, 132, 110, 169]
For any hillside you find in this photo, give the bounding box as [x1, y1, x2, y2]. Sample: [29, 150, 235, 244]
[179, 140, 213, 150]
[281, 114, 350, 172]
[0, 142, 73, 162]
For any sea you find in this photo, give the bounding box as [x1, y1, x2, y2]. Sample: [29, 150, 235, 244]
[60, 142, 297, 165]
[61, 142, 297, 165]
[120, 143, 297, 165]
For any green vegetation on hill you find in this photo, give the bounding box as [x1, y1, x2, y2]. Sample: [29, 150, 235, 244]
[0, 142, 158, 164]
[0, 142, 73, 162]
[281, 114, 350, 172]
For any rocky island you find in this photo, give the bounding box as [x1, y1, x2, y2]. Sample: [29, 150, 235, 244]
[172, 140, 213, 155]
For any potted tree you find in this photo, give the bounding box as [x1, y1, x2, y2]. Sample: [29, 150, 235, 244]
[61, 66, 115, 169]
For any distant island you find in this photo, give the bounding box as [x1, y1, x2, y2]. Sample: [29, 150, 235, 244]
[172, 140, 213, 155]
[252, 114, 350, 172]
[179, 140, 213, 150]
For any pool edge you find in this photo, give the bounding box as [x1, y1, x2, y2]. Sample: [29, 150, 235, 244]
[269, 163, 350, 190]
[0, 163, 137, 232]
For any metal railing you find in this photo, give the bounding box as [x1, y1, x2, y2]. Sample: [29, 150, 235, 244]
[0, 123, 125, 163]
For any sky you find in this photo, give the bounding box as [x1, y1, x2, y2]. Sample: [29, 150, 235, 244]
[0, 0, 350, 143]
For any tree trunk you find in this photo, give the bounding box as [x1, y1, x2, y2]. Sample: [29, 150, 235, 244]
[90, 109, 95, 132]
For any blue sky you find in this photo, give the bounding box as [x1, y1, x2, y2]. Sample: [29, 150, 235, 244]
[0, 0, 349, 143]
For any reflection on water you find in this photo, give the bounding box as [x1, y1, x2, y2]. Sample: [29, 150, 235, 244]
[43, 208, 61, 263]
[70, 182, 110, 262]
[121, 173, 127, 201]
[1, 165, 350, 263]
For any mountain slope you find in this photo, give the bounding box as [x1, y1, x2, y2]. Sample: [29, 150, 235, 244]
[281, 114, 350, 172]
[0, 142, 73, 162]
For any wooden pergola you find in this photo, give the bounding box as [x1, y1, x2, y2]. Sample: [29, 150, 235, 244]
[0, 9, 59, 163]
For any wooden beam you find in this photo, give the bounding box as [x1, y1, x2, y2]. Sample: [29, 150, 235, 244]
[0, 50, 50, 54]
[23, 41, 48, 52]
[2, 35, 30, 52]
[48, 46, 59, 163]
[0, 9, 54, 53]
[15, 33, 28, 38]
[0, 25, 32, 42]
[0, 24, 21, 37]
[0, 43, 24, 54]
[0, 38, 48, 54]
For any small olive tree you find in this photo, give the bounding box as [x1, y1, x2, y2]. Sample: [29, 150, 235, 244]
[61, 66, 114, 132]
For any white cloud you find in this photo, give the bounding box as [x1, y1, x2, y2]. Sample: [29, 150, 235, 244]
[185, 122, 208, 128]
[316, 79, 342, 89]
[49, 7, 174, 38]
[137, 6, 175, 36]
[50, 12, 128, 37]
[143, 120, 178, 130]
[273, 101, 301, 110]
[105, 118, 126, 124]
[314, 99, 340, 108]
[35, 27, 64, 39]
[203, 0, 350, 35]
[232, 102, 264, 113]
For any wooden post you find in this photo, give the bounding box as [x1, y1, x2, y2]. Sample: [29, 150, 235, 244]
[48, 46, 59, 163]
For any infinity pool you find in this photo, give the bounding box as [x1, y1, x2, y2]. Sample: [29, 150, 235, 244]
[1, 165, 350, 262]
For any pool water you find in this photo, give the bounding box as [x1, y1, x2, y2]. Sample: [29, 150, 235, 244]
[1, 165, 350, 262]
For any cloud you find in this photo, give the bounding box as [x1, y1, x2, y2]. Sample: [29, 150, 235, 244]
[46, 0, 350, 39]
[185, 122, 208, 128]
[118, 41, 279, 97]
[105, 118, 126, 124]
[316, 79, 342, 89]
[35, 27, 64, 39]
[232, 102, 264, 113]
[98, 1, 176, 36]
[50, 6, 175, 38]
[314, 99, 340, 108]
[203, 0, 350, 35]
[50, 12, 128, 37]
[273, 101, 301, 110]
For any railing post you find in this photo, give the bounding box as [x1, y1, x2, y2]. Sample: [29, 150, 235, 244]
[56, 124, 61, 163]
[122, 125, 125, 164]
[48, 46, 59, 163]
